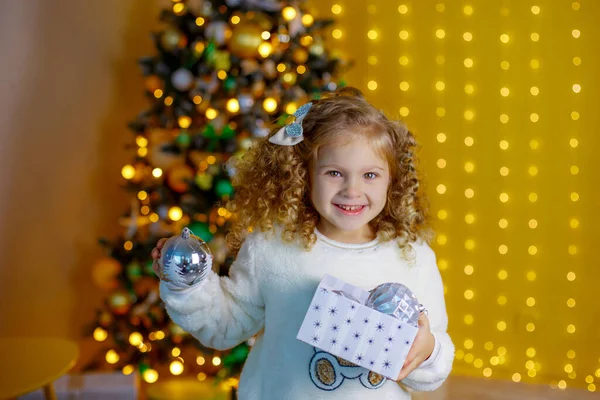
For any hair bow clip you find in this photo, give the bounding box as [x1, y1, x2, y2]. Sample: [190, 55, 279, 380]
[268, 102, 312, 146]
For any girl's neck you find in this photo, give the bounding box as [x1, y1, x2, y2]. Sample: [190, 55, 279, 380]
[315, 220, 376, 244]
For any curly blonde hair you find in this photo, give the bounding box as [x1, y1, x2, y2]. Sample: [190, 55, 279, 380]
[225, 87, 432, 254]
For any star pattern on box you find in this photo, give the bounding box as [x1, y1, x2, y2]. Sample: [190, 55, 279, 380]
[297, 274, 420, 380]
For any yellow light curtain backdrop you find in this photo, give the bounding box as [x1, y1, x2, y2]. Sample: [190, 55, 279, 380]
[310, 0, 598, 391]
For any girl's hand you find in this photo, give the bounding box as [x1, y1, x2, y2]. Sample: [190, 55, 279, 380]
[396, 313, 435, 381]
[151, 238, 168, 277]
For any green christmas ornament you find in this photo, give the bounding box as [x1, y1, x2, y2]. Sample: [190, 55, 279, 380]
[223, 344, 249, 366]
[176, 132, 191, 147]
[224, 77, 237, 91]
[204, 41, 216, 61]
[144, 260, 155, 275]
[220, 125, 236, 139]
[126, 261, 142, 281]
[202, 124, 217, 139]
[139, 363, 150, 374]
[276, 114, 288, 126]
[231, 344, 249, 361]
[187, 222, 213, 242]
[215, 180, 234, 198]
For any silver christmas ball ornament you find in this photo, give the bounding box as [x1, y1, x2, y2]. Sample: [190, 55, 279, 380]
[171, 68, 195, 91]
[158, 227, 213, 288]
[365, 282, 425, 327]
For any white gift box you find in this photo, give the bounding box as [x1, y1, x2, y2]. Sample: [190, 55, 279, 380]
[297, 274, 419, 381]
[19, 372, 138, 400]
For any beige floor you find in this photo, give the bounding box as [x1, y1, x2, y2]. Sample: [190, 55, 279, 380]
[412, 376, 599, 400]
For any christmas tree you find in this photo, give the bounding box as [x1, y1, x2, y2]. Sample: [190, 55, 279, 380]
[86, 0, 348, 388]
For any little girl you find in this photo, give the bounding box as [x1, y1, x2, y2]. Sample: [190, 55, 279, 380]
[152, 87, 454, 399]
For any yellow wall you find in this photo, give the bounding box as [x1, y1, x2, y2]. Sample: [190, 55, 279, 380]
[310, 0, 599, 391]
[0, 0, 168, 345]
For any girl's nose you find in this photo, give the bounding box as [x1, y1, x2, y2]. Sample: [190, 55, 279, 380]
[341, 178, 362, 198]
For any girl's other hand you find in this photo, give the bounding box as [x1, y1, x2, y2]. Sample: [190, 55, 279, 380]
[396, 313, 435, 381]
[151, 238, 168, 276]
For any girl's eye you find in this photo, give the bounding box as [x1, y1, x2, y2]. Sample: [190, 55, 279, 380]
[327, 171, 342, 177]
[364, 172, 378, 179]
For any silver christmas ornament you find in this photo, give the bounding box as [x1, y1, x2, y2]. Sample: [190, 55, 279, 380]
[171, 68, 195, 91]
[365, 283, 425, 327]
[205, 21, 228, 46]
[158, 227, 214, 288]
[238, 93, 255, 113]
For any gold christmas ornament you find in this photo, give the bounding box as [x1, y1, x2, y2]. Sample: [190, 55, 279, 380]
[248, 11, 274, 31]
[213, 51, 231, 71]
[292, 47, 309, 64]
[145, 76, 163, 92]
[195, 173, 213, 190]
[167, 164, 195, 193]
[252, 80, 266, 97]
[228, 22, 263, 58]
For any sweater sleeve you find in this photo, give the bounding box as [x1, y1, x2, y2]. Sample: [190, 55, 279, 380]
[159, 233, 265, 351]
[400, 241, 455, 391]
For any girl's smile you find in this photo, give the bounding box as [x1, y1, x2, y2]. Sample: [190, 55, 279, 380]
[334, 204, 366, 215]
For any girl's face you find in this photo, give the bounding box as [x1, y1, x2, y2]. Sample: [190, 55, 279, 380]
[309, 136, 390, 244]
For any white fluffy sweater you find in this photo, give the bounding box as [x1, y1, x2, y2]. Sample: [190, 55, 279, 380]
[160, 228, 454, 399]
